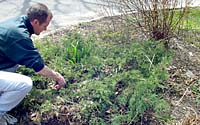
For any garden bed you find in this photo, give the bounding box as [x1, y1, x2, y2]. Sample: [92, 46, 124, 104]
[12, 15, 200, 125]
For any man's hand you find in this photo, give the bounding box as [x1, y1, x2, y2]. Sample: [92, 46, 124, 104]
[54, 72, 66, 90]
[37, 66, 66, 90]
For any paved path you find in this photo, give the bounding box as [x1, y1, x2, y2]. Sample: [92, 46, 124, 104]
[0, 0, 118, 33]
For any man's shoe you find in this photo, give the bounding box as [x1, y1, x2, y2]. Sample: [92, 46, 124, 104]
[1, 114, 17, 125]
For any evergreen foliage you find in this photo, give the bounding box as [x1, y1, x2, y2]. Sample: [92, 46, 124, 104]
[14, 32, 173, 124]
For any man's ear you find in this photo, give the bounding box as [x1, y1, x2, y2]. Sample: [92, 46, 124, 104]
[32, 19, 39, 25]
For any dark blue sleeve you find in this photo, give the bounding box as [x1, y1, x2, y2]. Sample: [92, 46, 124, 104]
[5, 38, 45, 72]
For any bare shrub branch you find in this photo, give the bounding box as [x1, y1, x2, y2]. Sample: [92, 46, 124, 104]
[98, 0, 193, 44]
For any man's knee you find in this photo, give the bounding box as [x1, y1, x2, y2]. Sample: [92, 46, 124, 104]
[20, 76, 33, 93]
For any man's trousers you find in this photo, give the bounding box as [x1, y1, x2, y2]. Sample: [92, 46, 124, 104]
[0, 69, 32, 115]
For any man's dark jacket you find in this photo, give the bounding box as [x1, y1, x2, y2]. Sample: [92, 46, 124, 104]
[0, 16, 44, 72]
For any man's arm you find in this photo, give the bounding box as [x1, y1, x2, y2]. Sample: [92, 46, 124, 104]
[37, 65, 66, 90]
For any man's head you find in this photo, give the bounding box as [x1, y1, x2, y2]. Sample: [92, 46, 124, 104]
[27, 3, 53, 35]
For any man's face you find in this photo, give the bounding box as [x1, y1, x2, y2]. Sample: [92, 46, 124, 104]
[32, 14, 52, 35]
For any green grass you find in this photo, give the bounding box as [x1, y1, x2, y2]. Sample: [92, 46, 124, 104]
[182, 7, 200, 30]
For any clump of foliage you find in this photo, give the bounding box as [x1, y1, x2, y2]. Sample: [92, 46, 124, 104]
[13, 31, 173, 125]
[63, 33, 95, 64]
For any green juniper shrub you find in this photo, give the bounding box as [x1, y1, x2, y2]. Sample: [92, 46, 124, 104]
[14, 32, 173, 124]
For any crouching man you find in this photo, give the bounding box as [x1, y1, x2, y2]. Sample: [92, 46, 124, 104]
[0, 3, 66, 125]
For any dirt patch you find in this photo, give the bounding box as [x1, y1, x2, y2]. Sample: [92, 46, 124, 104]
[166, 36, 200, 124]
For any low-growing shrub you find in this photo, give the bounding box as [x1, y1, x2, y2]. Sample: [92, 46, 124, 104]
[14, 32, 173, 124]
